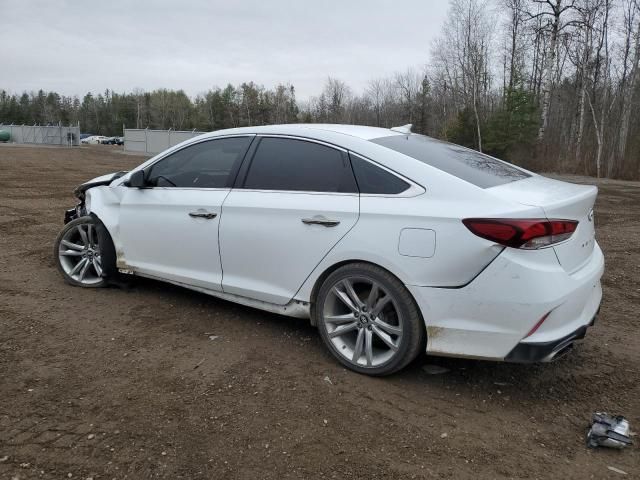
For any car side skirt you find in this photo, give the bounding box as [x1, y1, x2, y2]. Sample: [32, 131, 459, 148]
[128, 271, 311, 319]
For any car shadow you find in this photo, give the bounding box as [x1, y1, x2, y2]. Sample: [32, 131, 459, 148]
[117, 275, 601, 404]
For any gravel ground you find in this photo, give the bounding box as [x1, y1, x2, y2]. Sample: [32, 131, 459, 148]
[0, 144, 638, 479]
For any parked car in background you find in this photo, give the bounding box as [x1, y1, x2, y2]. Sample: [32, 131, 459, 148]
[81, 135, 108, 145]
[98, 136, 125, 145]
[54, 124, 604, 375]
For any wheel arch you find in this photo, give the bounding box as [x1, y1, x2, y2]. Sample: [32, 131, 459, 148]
[88, 212, 118, 279]
[85, 186, 127, 269]
[310, 258, 428, 374]
[306, 259, 423, 329]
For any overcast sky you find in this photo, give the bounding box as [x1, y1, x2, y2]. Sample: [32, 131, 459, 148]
[1, 0, 449, 100]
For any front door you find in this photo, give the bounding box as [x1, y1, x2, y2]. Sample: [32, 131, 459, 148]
[118, 136, 253, 291]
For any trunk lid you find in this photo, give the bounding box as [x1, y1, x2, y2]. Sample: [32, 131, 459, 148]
[488, 175, 597, 273]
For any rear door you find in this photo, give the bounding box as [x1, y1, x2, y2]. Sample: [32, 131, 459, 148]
[118, 136, 253, 290]
[219, 136, 359, 305]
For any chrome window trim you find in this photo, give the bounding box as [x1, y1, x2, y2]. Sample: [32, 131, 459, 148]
[231, 188, 358, 197]
[254, 134, 348, 153]
[129, 187, 232, 192]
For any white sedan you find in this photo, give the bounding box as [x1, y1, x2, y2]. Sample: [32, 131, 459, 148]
[80, 135, 108, 145]
[54, 124, 604, 375]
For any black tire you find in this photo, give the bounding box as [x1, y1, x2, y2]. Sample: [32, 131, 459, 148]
[53, 215, 115, 288]
[314, 262, 425, 376]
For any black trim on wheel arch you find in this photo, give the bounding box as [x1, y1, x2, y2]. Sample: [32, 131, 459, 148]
[90, 214, 117, 281]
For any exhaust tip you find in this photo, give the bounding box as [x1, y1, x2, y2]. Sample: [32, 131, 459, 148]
[547, 343, 574, 362]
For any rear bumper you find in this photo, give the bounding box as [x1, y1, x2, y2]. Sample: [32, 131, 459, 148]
[504, 313, 596, 363]
[407, 242, 604, 361]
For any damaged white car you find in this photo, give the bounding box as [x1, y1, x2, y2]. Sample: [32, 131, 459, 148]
[54, 124, 604, 375]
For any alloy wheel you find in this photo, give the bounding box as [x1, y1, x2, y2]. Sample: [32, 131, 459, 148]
[322, 276, 403, 368]
[57, 222, 104, 285]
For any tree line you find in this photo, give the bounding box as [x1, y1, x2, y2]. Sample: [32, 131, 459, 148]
[0, 84, 299, 137]
[1, 0, 639, 179]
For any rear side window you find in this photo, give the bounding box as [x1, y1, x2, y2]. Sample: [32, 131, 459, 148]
[148, 136, 251, 188]
[243, 137, 357, 193]
[349, 154, 410, 194]
[371, 134, 529, 188]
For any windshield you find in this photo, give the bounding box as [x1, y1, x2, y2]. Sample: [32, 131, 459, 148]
[371, 134, 530, 188]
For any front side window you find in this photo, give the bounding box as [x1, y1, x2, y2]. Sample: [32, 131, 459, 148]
[243, 137, 357, 193]
[147, 136, 252, 188]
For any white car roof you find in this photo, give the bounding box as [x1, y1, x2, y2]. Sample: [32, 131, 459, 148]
[202, 123, 402, 141]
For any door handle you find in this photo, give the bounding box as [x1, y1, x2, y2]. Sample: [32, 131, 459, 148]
[301, 216, 340, 227]
[189, 211, 218, 219]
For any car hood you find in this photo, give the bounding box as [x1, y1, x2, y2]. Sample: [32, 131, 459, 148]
[88, 172, 121, 184]
[74, 171, 128, 199]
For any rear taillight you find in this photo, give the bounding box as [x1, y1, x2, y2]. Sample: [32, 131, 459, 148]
[462, 218, 578, 249]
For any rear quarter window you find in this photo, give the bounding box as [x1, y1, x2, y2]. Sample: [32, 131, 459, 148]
[371, 134, 529, 188]
[349, 153, 410, 194]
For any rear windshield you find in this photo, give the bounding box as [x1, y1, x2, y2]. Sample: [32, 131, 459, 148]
[371, 134, 530, 188]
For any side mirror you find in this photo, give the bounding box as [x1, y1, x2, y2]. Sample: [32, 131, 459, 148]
[126, 170, 147, 188]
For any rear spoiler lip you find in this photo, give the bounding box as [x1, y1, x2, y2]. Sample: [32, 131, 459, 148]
[486, 176, 598, 211]
[516, 184, 598, 210]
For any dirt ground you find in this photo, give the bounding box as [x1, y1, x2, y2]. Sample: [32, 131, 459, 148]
[0, 144, 638, 479]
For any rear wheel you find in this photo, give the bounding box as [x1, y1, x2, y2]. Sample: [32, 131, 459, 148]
[315, 263, 425, 376]
[54, 216, 112, 287]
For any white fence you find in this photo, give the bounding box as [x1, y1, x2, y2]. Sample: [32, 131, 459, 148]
[0, 124, 80, 146]
[124, 128, 205, 154]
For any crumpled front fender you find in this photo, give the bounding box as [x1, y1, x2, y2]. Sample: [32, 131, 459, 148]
[85, 186, 127, 268]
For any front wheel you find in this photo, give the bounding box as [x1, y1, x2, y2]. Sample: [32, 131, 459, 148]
[54, 216, 111, 287]
[315, 263, 425, 376]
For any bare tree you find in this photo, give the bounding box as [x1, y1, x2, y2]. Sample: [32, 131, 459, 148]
[395, 68, 423, 123]
[527, 0, 578, 141]
[503, 0, 527, 90]
[585, 0, 612, 178]
[432, 0, 493, 151]
[323, 77, 351, 123]
[366, 78, 385, 127]
[573, 0, 603, 164]
[616, 0, 640, 175]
